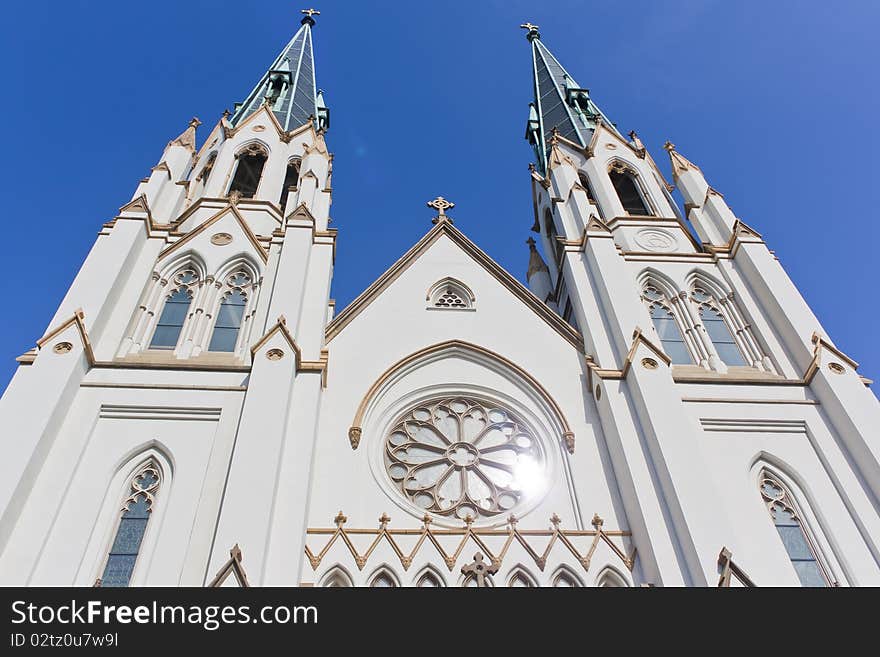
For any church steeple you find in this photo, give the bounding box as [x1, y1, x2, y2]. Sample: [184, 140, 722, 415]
[522, 23, 619, 173]
[231, 9, 329, 132]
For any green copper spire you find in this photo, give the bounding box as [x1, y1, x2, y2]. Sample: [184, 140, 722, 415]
[522, 23, 619, 173]
[231, 9, 329, 132]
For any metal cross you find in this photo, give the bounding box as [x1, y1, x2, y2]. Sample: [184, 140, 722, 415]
[461, 552, 499, 588]
[301, 8, 321, 18]
[520, 22, 539, 32]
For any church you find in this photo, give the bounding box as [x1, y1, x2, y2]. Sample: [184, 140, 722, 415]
[0, 10, 878, 588]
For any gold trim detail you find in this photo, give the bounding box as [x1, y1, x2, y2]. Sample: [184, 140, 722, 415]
[325, 220, 583, 350]
[305, 512, 634, 575]
[346, 340, 575, 453]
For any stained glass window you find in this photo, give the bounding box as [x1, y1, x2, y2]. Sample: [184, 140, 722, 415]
[100, 462, 160, 587]
[643, 284, 691, 364]
[760, 473, 829, 587]
[150, 288, 192, 349]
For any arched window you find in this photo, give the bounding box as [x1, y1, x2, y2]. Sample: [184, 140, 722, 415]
[279, 158, 300, 215]
[609, 162, 652, 216]
[508, 569, 536, 587]
[642, 283, 691, 364]
[228, 143, 268, 199]
[578, 173, 604, 218]
[209, 294, 246, 351]
[426, 278, 475, 310]
[416, 571, 443, 587]
[691, 287, 746, 366]
[759, 471, 830, 587]
[552, 569, 581, 587]
[190, 151, 217, 201]
[321, 566, 353, 587]
[544, 208, 564, 265]
[369, 570, 397, 587]
[596, 568, 628, 587]
[149, 269, 198, 349]
[99, 461, 161, 587]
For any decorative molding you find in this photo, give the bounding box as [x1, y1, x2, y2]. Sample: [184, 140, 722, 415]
[325, 221, 583, 350]
[98, 405, 222, 422]
[717, 547, 756, 587]
[346, 340, 575, 454]
[700, 418, 807, 434]
[305, 512, 634, 576]
[158, 204, 268, 263]
[34, 309, 96, 366]
[208, 544, 250, 588]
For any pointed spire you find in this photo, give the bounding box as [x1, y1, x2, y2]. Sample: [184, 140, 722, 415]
[664, 141, 701, 177]
[231, 9, 327, 132]
[526, 237, 549, 279]
[523, 25, 620, 173]
[168, 117, 201, 151]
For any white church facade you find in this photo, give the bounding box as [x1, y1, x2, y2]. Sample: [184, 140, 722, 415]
[0, 14, 878, 588]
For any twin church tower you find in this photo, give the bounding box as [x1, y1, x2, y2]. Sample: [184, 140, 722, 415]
[1, 12, 877, 588]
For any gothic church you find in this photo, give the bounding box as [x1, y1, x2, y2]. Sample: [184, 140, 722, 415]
[1, 12, 878, 588]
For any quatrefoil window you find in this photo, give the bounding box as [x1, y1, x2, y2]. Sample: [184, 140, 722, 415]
[384, 397, 546, 520]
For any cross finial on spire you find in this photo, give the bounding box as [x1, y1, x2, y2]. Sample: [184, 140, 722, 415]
[427, 196, 455, 224]
[520, 21, 540, 41]
[300, 7, 320, 25]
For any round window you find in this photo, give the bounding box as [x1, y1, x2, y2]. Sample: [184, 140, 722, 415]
[384, 397, 546, 520]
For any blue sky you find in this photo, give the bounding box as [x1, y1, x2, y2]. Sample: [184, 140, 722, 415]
[0, 0, 877, 391]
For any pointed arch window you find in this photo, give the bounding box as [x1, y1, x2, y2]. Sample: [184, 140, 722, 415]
[642, 283, 691, 364]
[416, 571, 443, 587]
[759, 471, 830, 587]
[596, 569, 628, 587]
[208, 271, 251, 352]
[508, 570, 536, 587]
[544, 209, 564, 266]
[691, 287, 746, 366]
[553, 570, 581, 587]
[279, 158, 300, 215]
[149, 269, 198, 350]
[229, 144, 268, 199]
[369, 571, 397, 587]
[191, 151, 217, 200]
[99, 461, 161, 587]
[578, 173, 604, 218]
[609, 162, 652, 216]
[321, 567, 353, 587]
[427, 278, 475, 310]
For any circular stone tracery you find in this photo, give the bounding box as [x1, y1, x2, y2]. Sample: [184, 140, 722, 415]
[384, 397, 546, 520]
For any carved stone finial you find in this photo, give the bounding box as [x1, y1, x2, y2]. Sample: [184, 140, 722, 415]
[378, 512, 391, 528]
[427, 196, 455, 224]
[663, 141, 676, 152]
[222, 108, 231, 120]
[507, 514, 518, 528]
[348, 426, 362, 449]
[228, 189, 243, 206]
[461, 552, 499, 587]
[421, 514, 433, 527]
[463, 514, 474, 528]
[189, 117, 202, 128]
[334, 510, 347, 527]
[591, 513, 604, 529]
[550, 513, 562, 529]
[230, 543, 242, 561]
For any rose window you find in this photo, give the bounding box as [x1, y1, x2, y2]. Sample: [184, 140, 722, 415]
[384, 397, 546, 520]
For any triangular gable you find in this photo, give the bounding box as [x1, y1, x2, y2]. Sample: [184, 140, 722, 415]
[158, 204, 268, 263]
[587, 123, 675, 191]
[325, 221, 583, 350]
